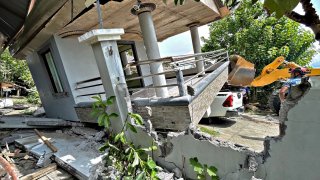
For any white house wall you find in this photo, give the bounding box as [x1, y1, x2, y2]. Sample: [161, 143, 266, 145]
[255, 76, 320, 180]
[53, 35, 105, 104]
[26, 38, 78, 121]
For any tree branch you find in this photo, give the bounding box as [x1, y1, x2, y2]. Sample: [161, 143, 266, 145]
[285, 0, 320, 41]
[286, 11, 306, 24]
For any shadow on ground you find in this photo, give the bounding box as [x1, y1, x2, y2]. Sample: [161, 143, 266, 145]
[199, 117, 236, 128]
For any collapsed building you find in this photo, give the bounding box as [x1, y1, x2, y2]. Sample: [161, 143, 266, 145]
[0, 0, 320, 179]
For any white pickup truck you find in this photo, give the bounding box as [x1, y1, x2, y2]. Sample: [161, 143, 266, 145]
[203, 88, 244, 118]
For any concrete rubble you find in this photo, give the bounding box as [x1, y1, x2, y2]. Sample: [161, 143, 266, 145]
[0, 77, 318, 180]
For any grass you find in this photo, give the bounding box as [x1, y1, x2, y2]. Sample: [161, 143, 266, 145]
[199, 126, 220, 137]
[12, 97, 29, 105]
[21, 109, 35, 115]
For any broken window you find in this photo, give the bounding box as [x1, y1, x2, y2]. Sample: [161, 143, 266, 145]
[42, 50, 64, 94]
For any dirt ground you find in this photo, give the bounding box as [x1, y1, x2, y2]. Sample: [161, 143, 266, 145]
[199, 113, 280, 152]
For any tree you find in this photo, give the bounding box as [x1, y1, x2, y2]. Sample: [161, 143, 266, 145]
[201, 0, 316, 74]
[0, 49, 34, 87]
[169, 0, 320, 41]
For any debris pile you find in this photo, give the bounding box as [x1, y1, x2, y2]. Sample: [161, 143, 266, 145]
[0, 127, 106, 179]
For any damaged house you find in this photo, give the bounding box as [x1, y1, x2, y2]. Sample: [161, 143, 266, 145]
[1, 0, 320, 179]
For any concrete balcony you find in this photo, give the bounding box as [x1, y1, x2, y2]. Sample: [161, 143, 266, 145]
[74, 50, 229, 131]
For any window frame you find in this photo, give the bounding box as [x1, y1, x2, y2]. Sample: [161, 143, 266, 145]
[39, 47, 67, 97]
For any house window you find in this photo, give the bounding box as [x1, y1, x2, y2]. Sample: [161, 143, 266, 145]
[42, 50, 64, 93]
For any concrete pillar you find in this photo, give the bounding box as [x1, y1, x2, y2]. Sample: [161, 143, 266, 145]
[120, 51, 132, 76]
[189, 23, 205, 74]
[131, 3, 168, 98]
[79, 29, 129, 133]
[135, 41, 153, 86]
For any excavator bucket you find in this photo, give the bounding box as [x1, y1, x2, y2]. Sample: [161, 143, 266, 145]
[228, 55, 255, 86]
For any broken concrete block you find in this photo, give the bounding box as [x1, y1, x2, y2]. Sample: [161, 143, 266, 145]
[0, 135, 22, 146]
[13, 104, 29, 110]
[172, 167, 182, 178]
[33, 107, 45, 117]
[145, 119, 153, 132]
[159, 142, 173, 157]
[0, 109, 13, 115]
[157, 171, 175, 180]
[94, 131, 105, 141]
[36, 152, 53, 167]
[0, 98, 13, 108]
[55, 130, 63, 134]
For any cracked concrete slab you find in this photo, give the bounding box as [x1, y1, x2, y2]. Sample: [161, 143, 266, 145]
[14, 131, 103, 180]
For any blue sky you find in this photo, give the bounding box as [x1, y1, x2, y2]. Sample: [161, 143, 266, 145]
[158, 1, 320, 67]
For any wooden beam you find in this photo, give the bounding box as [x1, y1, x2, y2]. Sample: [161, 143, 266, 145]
[34, 129, 58, 153]
[20, 163, 57, 180]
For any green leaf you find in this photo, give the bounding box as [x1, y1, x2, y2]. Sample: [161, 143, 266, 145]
[251, 0, 258, 4]
[189, 157, 204, 174]
[150, 145, 157, 151]
[135, 172, 146, 180]
[132, 152, 140, 167]
[129, 113, 143, 125]
[104, 116, 110, 128]
[207, 166, 218, 177]
[92, 95, 102, 102]
[108, 142, 119, 151]
[123, 176, 133, 180]
[120, 133, 126, 144]
[264, 0, 299, 18]
[115, 132, 124, 143]
[107, 96, 116, 105]
[126, 122, 137, 133]
[151, 170, 158, 179]
[109, 113, 119, 118]
[99, 143, 109, 152]
[197, 174, 206, 180]
[147, 159, 157, 169]
[128, 150, 134, 161]
[98, 114, 106, 126]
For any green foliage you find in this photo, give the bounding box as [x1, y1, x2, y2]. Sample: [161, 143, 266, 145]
[202, 0, 316, 74]
[190, 157, 219, 180]
[27, 88, 41, 105]
[91, 95, 160, 179]
[263, 0, 299, 18]
[0, 49, 34, 87]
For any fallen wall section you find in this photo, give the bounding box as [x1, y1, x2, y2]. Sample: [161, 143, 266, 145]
[255, 77, 320, 180]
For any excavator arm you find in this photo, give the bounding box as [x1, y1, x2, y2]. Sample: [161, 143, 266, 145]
[228, 56, 320, 87]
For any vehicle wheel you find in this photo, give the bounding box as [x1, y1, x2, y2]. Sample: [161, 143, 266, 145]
[268, 92, 281, 115]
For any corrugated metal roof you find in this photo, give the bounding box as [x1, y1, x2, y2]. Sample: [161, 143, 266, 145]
[0, 0, 30, 52]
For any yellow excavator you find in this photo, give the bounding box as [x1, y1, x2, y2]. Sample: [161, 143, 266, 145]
[228, 55, 320, 87]
[227, 55, 320, 114]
